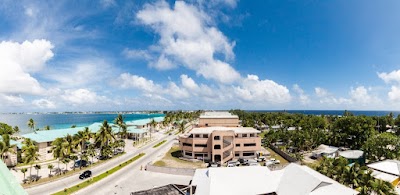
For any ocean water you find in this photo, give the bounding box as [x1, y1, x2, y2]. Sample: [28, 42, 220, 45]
[0, 113, 164, 134]
[249, 110, 400, 117]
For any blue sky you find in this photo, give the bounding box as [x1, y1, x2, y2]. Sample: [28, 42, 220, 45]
[1, 0, 400, 112]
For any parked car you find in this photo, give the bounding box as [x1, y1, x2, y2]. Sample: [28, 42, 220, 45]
[74, 160, 89, 168]
[79, 170, 92, 179]
[227, 163, 236, 167]
[246, 159, 257, 165]
[264, 161, 275, 166]
[268, 158, 281, 164]
[256, 156, 266, 162]
[227, 160, 240, 166]
[238, 158, 248, 165]
[208, 162, 221, 168]
[97, 155, 109, 160]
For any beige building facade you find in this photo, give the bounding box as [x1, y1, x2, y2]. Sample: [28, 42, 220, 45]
[198, 112, 239, 127]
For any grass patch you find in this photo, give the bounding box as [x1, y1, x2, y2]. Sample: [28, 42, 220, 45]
[153, 140, 167, 148]
[22, 152, 126, 188]
[52, 153, 145, 195]
[265, 147, 289, 165]
[153, 146, 205, 169]
[153, 160, 166, 167]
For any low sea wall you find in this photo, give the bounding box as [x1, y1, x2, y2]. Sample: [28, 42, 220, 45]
[146, 164, 196, 176]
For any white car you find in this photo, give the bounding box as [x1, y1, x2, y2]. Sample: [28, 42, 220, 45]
[249, 162, 260, 166]
[227, 163, 236, 167]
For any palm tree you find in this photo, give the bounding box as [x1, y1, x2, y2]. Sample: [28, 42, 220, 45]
[21, 168, 28, 181]
[114, 114, 125, 139]
[70, 155, 78, 171]
[95, 120, 115, 157]
[149, 119, 157, 139]
[178, 121, 187, 134]
[74, 128, 91, 169]
[22, 139, 40, 183]
[13, 126, 20, 135]
[34, 164, 41, 180]
[44, 125, 51, 130]
[0, 134, 16, 163]
[86, 144, 96, 167]
[118, 140, 125, 153]
[120, 124, 128, 140]
[48, 164, 54, 176]
[51, 137, 65, 172]
[369, 179, 396, 195]
[62, 158, 70, 173]
[27, 118, 35, 133]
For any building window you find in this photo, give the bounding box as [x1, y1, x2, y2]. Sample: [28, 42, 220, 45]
[203, 134, 208, 138]
[183, 143, 192, 147]
[244, 143, 256, 147]
[235, 144, 240, 147]
[195, 144, 207, 147]
[242, 134, 247, 138]
[47, 150, 52, 153]
[214, 145, 221, 149]
[205, 123, 208, 126]
[214, 136, 220, 140]
[235, 153, 240, 157]
[47, 142, 52, 147]
[243, 152, 254, 156]
[250, 134, 255, 137]
[195, 134, 200, 138]
[185, 152, 192, 156]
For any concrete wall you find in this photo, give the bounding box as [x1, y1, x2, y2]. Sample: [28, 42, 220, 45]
[146, 164, 196, 176]
[198, 118, 239, 127]
[37, 142, 53, 161]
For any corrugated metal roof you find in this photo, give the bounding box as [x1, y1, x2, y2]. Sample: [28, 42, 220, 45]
[0, 160, 27, 195]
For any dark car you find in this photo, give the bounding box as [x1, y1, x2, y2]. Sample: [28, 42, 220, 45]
[79, 170, 92, 179]
[97, 155, 109, 160]
[238, 158, 248, 164]
[74, 160, 89, 168]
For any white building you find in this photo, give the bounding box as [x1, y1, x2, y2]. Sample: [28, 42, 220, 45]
[192, 163, 358, 195]
[367, 160, 400, 186]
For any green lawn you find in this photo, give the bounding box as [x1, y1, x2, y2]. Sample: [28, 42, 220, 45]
[153, 140, 167, 148]
[52, 153, 145, 195]
[153, 146, 205, 169]
[265, 147, 289, 165]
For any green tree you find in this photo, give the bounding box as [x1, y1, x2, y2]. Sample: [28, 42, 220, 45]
[0, 134, 16, 163]
[21, 168, 28, 181]
[114, 114, 125, 139]
[22, 138, 40, 182]
[51, 137, 66, 171]
[27, 119, 35, 133]
[95, 120, 115, 157]
[178, 121, 187, 134]
[0, 122, 13, 135]
[149, 118, 157, 139]
[74, 128, 91, 169]
[13, 126, 20, 135]
[362, 132, 400, 162]
[34, 164, 41, 179]
[48, 164, 54, 176]
[44, 125, 51, 130]
[86, 144, 96, 167]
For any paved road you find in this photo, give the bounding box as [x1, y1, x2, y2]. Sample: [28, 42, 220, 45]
[75, 137, 191, 195]
[26, 134, 171, 195]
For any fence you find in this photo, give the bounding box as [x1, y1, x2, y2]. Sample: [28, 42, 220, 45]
[269, 144, 298, 163]
[146, 164, 196, 176]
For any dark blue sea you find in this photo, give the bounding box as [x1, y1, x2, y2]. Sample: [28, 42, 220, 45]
[248, 110, 400, 117]
[0, 113, 164, 134]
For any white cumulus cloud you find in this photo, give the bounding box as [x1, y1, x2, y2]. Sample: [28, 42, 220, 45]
[293, 84, 310, 105]
[136, 1, 240, 83]
[61, 89, 106, 105]
[0, 39, 53, 95]
[378, 70, 400, 84]
[32, 99, 56, 109]
[234, 75, 291, 104]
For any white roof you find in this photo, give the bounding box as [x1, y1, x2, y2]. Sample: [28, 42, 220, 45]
[313, 144, 338, 155]
[367, 160, 400, 176]
[339, 150, 364, 159]
[190, 127, 260, 134]
[192, 164, 358, 195]
[371, 170, 399, 183]
[200, 112, 239, 119]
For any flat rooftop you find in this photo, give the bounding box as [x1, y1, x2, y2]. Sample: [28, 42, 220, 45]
[189, 126, 260, 134]
[199, 112, 239, 119]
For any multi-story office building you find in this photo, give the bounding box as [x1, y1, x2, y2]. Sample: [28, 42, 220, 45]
[179, 112, 261, 164]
